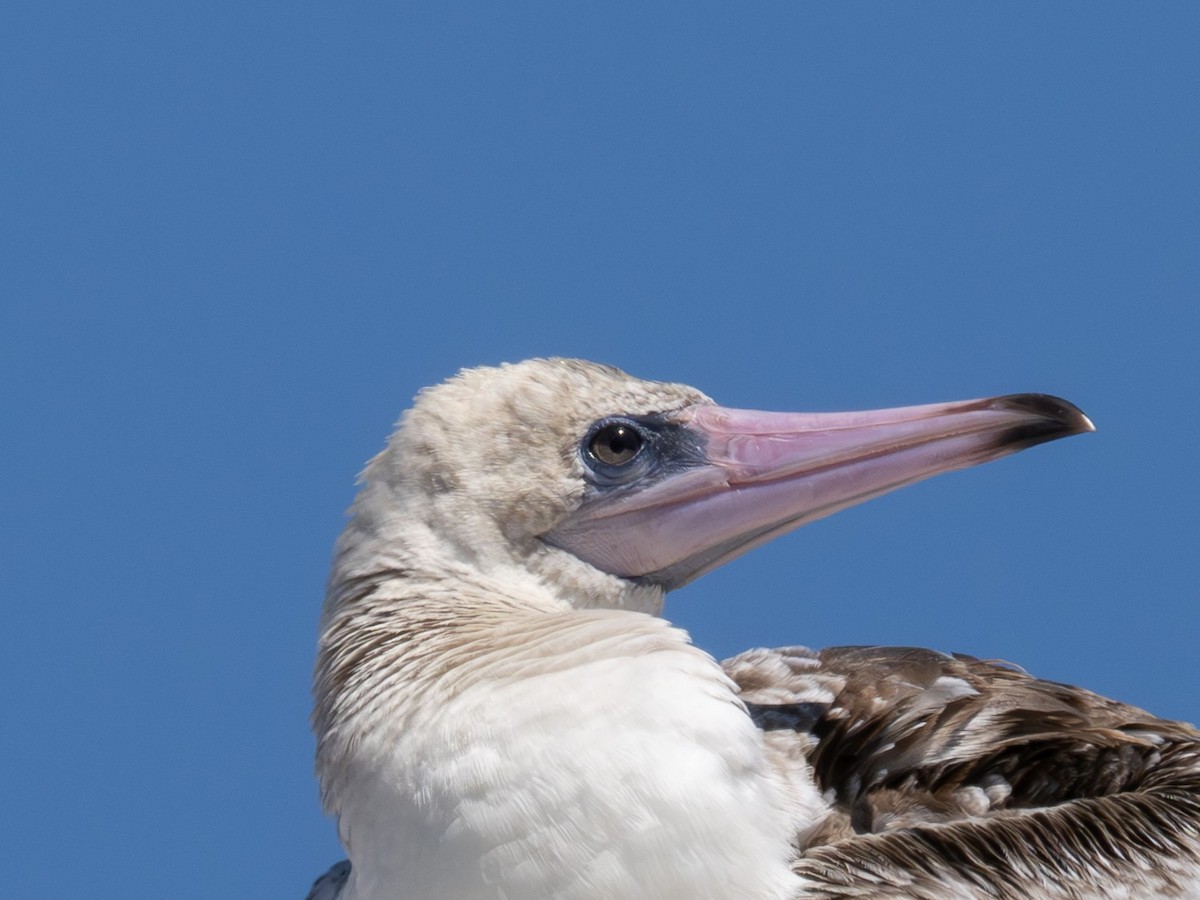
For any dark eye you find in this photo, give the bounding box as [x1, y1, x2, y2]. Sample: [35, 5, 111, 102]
[588, 422, 644, 466]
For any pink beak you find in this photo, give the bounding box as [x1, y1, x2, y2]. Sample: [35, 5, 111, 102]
[546, 394, 1093, 590]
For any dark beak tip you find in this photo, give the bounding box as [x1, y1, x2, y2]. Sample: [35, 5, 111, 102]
[992, 393, 1096, 436]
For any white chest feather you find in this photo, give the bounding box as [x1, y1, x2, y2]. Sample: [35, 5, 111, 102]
[332, 646, 803, 900]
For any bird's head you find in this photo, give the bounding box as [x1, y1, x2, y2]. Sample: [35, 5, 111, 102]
[334, 357, 1093, 615]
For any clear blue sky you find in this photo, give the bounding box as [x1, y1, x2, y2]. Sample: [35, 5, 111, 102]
[3, 4, 1197, 897]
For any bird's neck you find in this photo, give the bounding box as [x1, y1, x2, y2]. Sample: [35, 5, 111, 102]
[332, 488, 671, 616]
[314, 572, 799, 900]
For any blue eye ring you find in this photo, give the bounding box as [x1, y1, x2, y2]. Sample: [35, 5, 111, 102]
[582, 417, 654, 485]
[589, 420, 644, 465]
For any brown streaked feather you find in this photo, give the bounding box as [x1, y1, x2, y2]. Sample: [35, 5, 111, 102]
[725, 645, 1200, 897]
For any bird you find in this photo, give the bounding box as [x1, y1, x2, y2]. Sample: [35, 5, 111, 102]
[308, 358, 1200, 900]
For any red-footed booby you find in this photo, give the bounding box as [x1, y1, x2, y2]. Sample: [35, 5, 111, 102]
[308, 358, 1200, 900]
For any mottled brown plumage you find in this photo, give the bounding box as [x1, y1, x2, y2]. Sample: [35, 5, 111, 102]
[728, 645, 1200, 897]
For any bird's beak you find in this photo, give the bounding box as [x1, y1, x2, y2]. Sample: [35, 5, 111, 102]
[546, 394, 1094, 590]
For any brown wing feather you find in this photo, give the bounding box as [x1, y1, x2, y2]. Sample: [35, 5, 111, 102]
[725, 645, 1200, 898]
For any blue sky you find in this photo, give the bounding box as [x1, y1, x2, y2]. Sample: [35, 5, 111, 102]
[3, 4, 1198, 897]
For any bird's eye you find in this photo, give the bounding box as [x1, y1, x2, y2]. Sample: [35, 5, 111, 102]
[588, 422, 645, 467]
